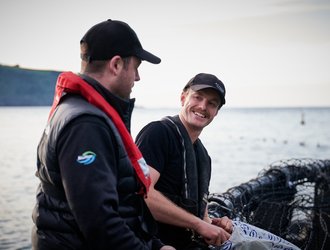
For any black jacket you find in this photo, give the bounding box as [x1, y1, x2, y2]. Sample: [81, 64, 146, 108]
[136, 116, 211, 249]
[32, 76, 161, 249]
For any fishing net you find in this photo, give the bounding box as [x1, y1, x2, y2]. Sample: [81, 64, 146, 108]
[208, 158, 330, 250]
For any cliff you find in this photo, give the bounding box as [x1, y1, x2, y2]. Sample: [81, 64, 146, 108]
[0, 64, 62, 106]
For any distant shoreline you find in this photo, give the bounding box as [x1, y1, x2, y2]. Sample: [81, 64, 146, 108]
[0, 64, 61, 106]
[1, 64, 329, 108]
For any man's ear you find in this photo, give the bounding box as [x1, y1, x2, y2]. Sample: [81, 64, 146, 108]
[109, 56, 123, 75]
[180, 91, 186, 106]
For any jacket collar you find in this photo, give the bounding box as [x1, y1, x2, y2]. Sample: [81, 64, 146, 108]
[79, 74, 135, 132]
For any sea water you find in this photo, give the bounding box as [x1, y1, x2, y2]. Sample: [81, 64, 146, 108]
[0, 106, 329, 249]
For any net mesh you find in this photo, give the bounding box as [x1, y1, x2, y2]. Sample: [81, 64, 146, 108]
[208, 158, 330, 250]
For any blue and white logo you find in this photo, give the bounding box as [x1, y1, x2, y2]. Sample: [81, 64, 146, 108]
[77, 151, 96, 165]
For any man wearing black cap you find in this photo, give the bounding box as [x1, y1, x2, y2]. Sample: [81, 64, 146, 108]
[31, 19, 174, 249]
[136, 73, 233, 249]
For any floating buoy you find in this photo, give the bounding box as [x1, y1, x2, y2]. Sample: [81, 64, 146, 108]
[300, 112, 305, 125]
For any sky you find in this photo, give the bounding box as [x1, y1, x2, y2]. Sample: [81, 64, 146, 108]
[1, 0, 330, 108]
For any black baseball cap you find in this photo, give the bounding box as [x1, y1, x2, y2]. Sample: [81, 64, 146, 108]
[80, 19, 161, 64]
[184, 73, 226, 106]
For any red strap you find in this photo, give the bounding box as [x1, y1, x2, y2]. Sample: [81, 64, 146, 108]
[49, 72, 150, 195]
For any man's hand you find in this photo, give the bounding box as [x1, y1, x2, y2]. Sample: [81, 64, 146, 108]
[211, 216, 233, 234]
[194, 219, 231, 246]
[160, 245, 176, 250]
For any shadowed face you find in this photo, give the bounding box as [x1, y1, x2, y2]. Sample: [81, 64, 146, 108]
[112, 56, 141, 99]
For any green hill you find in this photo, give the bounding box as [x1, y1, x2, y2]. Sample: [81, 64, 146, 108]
[0, 64, 62, 106]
